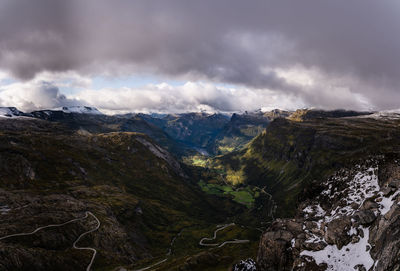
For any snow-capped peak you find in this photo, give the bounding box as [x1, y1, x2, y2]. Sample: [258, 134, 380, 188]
[0, 107, 26, 118]
[360, 109, 400, 120]
[61, 106, 103, 115]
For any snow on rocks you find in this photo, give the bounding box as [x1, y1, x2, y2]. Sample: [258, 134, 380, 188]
[377, 190, 400, 215]
[258, 158, 400, 271]
[301, 226, 374, 271]
[232, 259, 257, 271]
[298, 162, 381, 270]
[61, 106, 103, 115]
[0, 107, 29, 118]
[323, 165, 379, 222]
[303, 204, 326, 218]
[0, 205, 11, 215]
[360, 109, 400, 120]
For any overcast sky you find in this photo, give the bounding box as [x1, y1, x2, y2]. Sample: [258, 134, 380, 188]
[0, 0, 399, 113]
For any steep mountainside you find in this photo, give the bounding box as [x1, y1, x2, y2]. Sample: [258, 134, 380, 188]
[139, 110, 291, 156]
[211, 110, 290, 155]
[215, 116, 400, 217]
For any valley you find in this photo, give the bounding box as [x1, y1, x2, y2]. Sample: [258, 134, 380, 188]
[1, 107, 400, 270]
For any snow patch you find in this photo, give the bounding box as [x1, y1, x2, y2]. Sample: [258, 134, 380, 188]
[233, 259, 257, 271]
[300, 164, 380, 270]
[0, 107, 27, 118]
[61, 106, 103, 115]
[378, 190, 400, 215]
[301, 227, 374, 271]
[0, 205, 11, 214]
[361, 110, 400, 120]
[323, 166, 379, 222]
[303, 204, 326, 218]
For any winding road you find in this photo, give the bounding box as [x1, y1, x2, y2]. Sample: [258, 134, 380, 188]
[0, 212, 90, 241]
[199, 223, 249, 247]
[133, 258, 168, 271]
[0, 211, 100, 271]
[121, 223, 250, 271]
[73, 211, 101, 271]
[131, 227, 186, 271]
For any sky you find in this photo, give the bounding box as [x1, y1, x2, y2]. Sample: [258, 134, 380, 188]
[0, 0, 399, 114]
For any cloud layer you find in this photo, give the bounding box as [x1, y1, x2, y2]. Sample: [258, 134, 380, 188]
[0, 0, 399, 111]
[0, 78, 82, 111]
[0, 73, 372, 114]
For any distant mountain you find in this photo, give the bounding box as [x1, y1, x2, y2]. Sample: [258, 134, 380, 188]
[0, 107, 31, 118]
[211, 109, 292, 155]
[61, 106, 103, 115]
[138, 110, 295, 156]
[28, 109, 193, 157]
[138, 112, 231, 153]
[287, 108, 372, 121]
[0, 106, 102, 119]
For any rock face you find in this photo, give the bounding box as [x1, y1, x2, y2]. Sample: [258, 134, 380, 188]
[256, 157, 400, 271]
[257, 222, 296, 271]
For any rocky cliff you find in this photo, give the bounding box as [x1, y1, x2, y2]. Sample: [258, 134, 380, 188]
[256, 155, 400, 270]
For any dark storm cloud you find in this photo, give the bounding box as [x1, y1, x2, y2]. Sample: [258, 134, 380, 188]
[0, 0, 399, 109]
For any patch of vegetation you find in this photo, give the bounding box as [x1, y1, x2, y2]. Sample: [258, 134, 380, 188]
[198, 180, 256, 208]
[217, 145, 235, 153]
[225, 168, 246, 185]
[182, 154, 211, 167]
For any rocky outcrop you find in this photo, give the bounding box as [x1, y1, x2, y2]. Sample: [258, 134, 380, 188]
[257, 221, 297, 271]
[256, 157, 400, 271]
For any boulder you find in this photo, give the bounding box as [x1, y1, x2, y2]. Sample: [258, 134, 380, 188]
[353, 210, 377, 225]
[388, 179, 400, 188]
[324, 216, 352, 249]
[361, 199, 380, 210]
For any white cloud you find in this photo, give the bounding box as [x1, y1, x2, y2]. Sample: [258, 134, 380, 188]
[74, 81, 305, 114]
[0, 80, 82, 111]
[0, 67, 375, 114]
